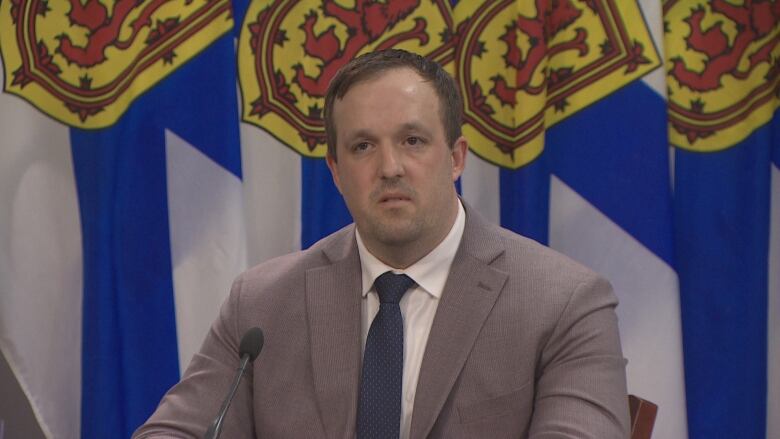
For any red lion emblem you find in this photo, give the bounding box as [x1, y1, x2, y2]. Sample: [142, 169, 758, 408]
[665, 0, 779, 149]
[670, 0, 780, 92]
[2, 0, 233, 127]
[293, 0, 424, 98]
[242, 0, 452, 154]
[56, 0, 176, 68]
[490, 0, 588, 108]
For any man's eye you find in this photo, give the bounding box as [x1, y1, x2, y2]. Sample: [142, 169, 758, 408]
[406, 136, 421, 146]
[353, 142, 370, 152]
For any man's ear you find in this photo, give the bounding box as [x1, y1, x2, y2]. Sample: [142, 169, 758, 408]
[326, 153, 342, 194]
[451, 136, 468, 181]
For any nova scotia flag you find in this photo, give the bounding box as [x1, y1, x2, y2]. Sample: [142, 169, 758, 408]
[0, 1, 778, 438]
[1, 1, 245, 437]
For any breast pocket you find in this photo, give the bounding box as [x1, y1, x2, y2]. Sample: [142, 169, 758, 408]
[457, 381, 533, 425]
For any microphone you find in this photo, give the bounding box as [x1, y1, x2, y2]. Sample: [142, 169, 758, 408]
[204, 327, 264, 439]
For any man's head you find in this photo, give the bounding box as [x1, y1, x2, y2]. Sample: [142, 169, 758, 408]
[324, 50, 467, 268]
[324, 49, 463, 160]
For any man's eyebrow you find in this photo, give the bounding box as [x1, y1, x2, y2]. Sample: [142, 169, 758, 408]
[399, 122, 431, 135]
[343, 129, 377, 143]
[342, 123, 431, 143]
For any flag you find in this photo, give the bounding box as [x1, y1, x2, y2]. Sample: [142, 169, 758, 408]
[236, 0, 777, 437]
[1, 0, 777, 438]
[1, 0, 245, 437]
[237, 0, 688, 436]
[664, 1, 780, 437]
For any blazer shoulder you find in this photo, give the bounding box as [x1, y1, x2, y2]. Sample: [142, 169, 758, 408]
[217, 224, 357, 335]
[462, 203, 604, 289]
[477, 224, 616, 318]
[232, 224, 355, 298]
[495, 225, 607, 285]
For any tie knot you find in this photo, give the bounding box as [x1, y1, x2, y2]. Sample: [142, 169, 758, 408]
[374, 272, 414, 304]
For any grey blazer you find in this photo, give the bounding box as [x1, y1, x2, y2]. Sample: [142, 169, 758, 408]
[134, 205, 630, 438]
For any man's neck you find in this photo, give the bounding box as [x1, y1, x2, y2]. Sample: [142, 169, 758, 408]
[368, 243, 431, 270]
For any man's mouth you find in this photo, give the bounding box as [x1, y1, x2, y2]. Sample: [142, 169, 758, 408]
[379, 193, 412, 204]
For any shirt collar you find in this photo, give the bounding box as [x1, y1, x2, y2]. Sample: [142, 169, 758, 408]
[355, 199, 466, 299]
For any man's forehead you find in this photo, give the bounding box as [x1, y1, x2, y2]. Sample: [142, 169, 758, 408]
[338, 67, 430, 98]
[330, 67, 443, 140]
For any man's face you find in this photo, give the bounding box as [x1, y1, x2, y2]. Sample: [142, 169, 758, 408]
[326, 68, 467, 266]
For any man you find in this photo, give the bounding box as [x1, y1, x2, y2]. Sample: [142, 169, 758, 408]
[134, 49, 629, 438]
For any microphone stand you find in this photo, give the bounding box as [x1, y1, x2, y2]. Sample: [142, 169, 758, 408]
[204, 353, 251, 439]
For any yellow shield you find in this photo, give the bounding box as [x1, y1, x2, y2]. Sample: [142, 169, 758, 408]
[455, 0, 660, 169]
[665, 0, 780, 152]
[237, 0, 659, 169]
[238, 0, 454, 158]
[0, 0, 233, 128]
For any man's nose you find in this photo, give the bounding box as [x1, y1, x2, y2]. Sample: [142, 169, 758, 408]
[378, 144, 404, 178]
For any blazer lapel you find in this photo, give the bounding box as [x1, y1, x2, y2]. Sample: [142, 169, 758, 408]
[410, 206, 508, 439]
[306, 230, 363, 439]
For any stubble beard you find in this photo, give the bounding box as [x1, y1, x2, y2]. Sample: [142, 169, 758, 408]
[357, 176, 457, 264]
[366, 210, 427, 248]
[365, 179, 425, 247]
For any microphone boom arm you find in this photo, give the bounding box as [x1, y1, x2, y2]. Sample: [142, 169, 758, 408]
[204, 353, 251, 439]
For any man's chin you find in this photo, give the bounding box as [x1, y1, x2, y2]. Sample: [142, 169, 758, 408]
[368, 223, 421, 247]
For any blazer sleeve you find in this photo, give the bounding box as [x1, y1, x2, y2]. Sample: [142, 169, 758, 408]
[527, 274, 630, 439]
[132, 276, 256, 439]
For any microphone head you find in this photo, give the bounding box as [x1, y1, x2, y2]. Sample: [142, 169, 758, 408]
[238, 327, 264, 361]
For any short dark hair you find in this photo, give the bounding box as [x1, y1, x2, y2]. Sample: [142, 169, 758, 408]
[323, 49, 463, 160]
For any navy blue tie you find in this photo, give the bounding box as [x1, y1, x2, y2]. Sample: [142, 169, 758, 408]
[357, 272, 415, 439]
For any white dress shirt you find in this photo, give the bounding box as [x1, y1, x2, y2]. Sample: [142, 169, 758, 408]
[355, 200, 466, 439]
